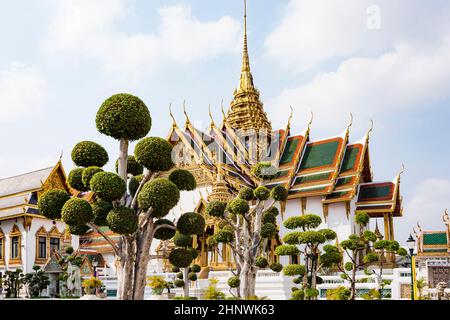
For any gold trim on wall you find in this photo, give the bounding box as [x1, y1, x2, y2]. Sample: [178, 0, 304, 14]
[9, 224, 22, 265]
[0, 228, 5, 265]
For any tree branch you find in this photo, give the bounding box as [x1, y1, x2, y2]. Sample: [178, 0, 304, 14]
[87, 223, 120, 257]
[130, 171, 158, 209]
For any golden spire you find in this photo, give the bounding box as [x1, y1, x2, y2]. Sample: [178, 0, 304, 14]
[226, 0, 272, 134]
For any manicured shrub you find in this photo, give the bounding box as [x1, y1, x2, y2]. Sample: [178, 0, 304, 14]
[176, 272, 184, 280]
[252, 162, 277, 180]
[191, 264, 201, 273]
[186, 248, 199, 260]
[96, 93, 151, 141]
[214, 230, 234, 243]
[68, 168, 88, 192]
[283, 232, 301, 245]
[238, 187, 254, 201]
[176, 212, 205, 235]
[134, 137, 174, 172]
[128, 174, 143, 197]
[115, 155, 144, 176]
[254, 186, 270, 201]
[61, 198, 93, 227]
[91, 200, 113, 226]
[206, 236, 218, 247]
[90, 172, 127, 202]
[227, 198, 249, 215]
[298, 231, 326, 244]
[68, 224, 90, 236]
[283, 264, 306, 277]
[169, 169, 196, 191]
[227, 276, 240, 288]
[319, 229, 337, 241]
[82, 166, 103, 189]
[188, 272, 197, 281]
[270, 262, 283, 273]
[173, 232, 193, 247]
[38, 189, 70, 220]
[174, 279, 185, 288]
[169, 248, 194, 268]
[71, 141, 109, 168]
[171, 266, 180, 273]
[275, 245, 300, 256]
[154, 219, 176, 240]
[355, 212, 370, 226]
[138, 179, 180, 217]
[264, 207, 279, 217]
[260, 223, 277, 238]
[255, 257, 269, 269]
[106, 206, 138, 235]
[270, 185, 288, 202]
[291, 289, 304, 300]
[205, 200, 226, 218]
[262, 212, 276, 225]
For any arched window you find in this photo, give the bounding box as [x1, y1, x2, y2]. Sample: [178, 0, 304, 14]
[9, 225, 22, 264]
[48, 226, 64, 254]
[35, 226, 48, 263]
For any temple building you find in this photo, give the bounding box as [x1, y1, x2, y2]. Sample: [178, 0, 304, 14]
[156, 1, 404, 271]
[0, 161, 79, 275]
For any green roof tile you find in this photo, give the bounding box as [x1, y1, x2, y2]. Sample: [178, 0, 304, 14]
[294, 172, 331, 185]
[336, 176, 354, 188]
[359, 184, 393, 201]
[423, 233, 448, 246]
[280, 138, 300, 165]
[341, 146, 360, 172]
[300, 141, 340, 170]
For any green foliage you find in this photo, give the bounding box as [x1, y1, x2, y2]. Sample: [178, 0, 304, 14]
[2, 269, 25, 298]
[270, 262, 283, 272]
[363, 230, 378, 242]
[275, 245, 300, 256]
[298, 231, 326, 244]
[96, 93, 151, 141]
[260, 223, 277, 238]
[134, 137, 174, 172]
[238, 187, 254, 201]
[38, 189, 70, 220]
[154, 219, 176, 240]
[319, 229, 337, 241]
[168, 169, 197, 191]
[397, 247, 408, 256]
[176, 212, 206, 235]
[68, 168, 88, 192]
[252, 162, 277, 180]
[253, 186, 270, 200]
[319, 251, 342, 267]
[91, 200, 113, 226]
[363, 252, 379, 264]
[283, 216, 304, 230]
[23, 266, 50, 298]
[262, 212, 276, 225]
[227, 276, 240, 288]
[61, 198, 93, 227]
[176, 272, 184, 280]
[169, 248, 194, 268]
[255, 257, 269, 269]
[204, 279, 226, 300]
[362, 288, 381, 300]
[227, 198, 250, 215]
[172, 296, 198, 300]
[264, 207, 279, 217]
[305, 288, 319, 299]
[283, 264, 306, 276]
[71, 141, 109, 168]
[82, 166, 103, 189]
[355, 212, 370, 226]
[206, 236, 218, 247]
[186, 248, 199, 260]
[303, 214, 322, 229]
[90, 172, 127, 202]
[68, 224, 90, 236]
[326, 286, 351, 300]
[215, 230, 234, 243]
[293, 277, 302, 284]
[270, 185, 288, 202]
[174, 279, 185, 288]
[323, 245, 339, 253]
[65, 246, 74, 255]
[344, 262, 354, 272]
[128, 174, 143, 197]
[188, 272, 197, 282]
[171, 266, 180, 273]
[106, 206, 138, 235]
[191, 264, 201, 273]
[205, 200, 226, 218]
[173, 232, 193, 247]
[373, 240, 390, 250]
[340, 236, 366, 251]
[115, 155, 144, 176]
[138, 178, 180, 217]
[388, 241, 400, 252]
[290, 289, 304, 300]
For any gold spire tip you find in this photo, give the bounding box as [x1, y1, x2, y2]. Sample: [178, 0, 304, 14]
[169, 103, 177, 126]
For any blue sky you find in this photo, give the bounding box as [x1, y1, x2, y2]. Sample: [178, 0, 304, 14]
[1, 0, 450, 242]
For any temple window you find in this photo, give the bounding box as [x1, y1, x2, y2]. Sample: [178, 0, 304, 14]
[50, 237, 60, 253]
[11, 236, 20, 259]
[38, 236, 47, 259]
[0, 230, 4, 263]
[9, 225, 21, 263]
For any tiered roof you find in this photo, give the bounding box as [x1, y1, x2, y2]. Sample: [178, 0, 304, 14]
[416, 210, 450, 256]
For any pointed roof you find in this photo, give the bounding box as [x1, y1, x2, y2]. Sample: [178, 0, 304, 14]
[226, 0, 272, 134]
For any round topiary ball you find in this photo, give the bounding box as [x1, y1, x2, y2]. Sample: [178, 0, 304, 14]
[227, 276, 240, 288]
[214, 230, 234, 243]
[68, 224, 90, 236]
[128, 174, 143, 197]
[169, 248, 194, 268]
[270, 262, 283, 273]
[38, 189, 70, 220]
[174, 279, 185, 288]
[264, 207, 280, 217]
[169, 169, 196, 191]
[154, 219, 176, 240]
[238, 187, 254, 201]
[176, 272, 184, 280]
[283, 264, 306, 277]
[270, 185, 288, 202]
[262, 212, 276, 225]
[255, 257, 269, 269]
[252, 162, 278, 180]
[82, 166, 103, 190]
[134, 137, 174, 172]
[91, 200, 113, 226]
[68, 168, 88, 192]
[106, 206, 138, 235]
[96, 93, 151, 141]
[71, 141, 109, 168]
[176, 212, 205, 235]
[188, 272, 197, 281]
[227, 198, 250, 216]
[260, 223, 277, 238]
[191, 264, 201, 273]
[115, 155, 144, 176]
[205, 200, 226, 218]
[186, 247, 199, 260]
[254, 186, 270, 201]
[171, 266, 180, 273]
[61, 198, 93, 227]
[173, 232, 193, 247]
[138, 179, 180, 217]
[90, 172, 127, 202]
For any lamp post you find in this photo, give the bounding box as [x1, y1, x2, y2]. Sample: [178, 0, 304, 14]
[406, 234, 416, 301]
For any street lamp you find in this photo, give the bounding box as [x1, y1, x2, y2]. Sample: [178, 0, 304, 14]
[406, 234, 416, 301]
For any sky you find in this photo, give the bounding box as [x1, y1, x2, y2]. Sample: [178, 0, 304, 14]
[0, 0, 449, 244]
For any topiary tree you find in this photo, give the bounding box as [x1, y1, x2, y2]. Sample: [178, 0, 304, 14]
[38, 93, 204, 300]
[275, 214, 336, 300]
[205, 165, 288, 299]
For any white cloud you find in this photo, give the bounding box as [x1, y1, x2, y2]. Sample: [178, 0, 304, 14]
[42, 0, 241, 81]
[398, 179, 450, 238]
[0, 62, 48, 124]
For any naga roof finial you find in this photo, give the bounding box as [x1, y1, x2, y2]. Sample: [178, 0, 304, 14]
[221, 99, 227, 122]
[169, 103, 177, 127]
[183, 100, 191, 125]
[208, 104, 215, 127]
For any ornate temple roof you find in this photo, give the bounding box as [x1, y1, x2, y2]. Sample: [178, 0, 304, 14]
[415, 210, 450, 256]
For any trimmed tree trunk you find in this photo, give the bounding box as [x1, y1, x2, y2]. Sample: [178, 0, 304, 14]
[183, 268, 190, 298]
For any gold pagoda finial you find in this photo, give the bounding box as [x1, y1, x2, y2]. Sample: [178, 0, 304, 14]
[169, 103, 177, 127]
[242, 0, 250, 73]
[374, 220, 383, 239]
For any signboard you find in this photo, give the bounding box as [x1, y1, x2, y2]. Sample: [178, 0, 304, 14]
[428, 266, 450, 287]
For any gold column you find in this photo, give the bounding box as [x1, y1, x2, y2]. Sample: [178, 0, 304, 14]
[383, 214, 390, 240]
[388, 215, 395, 240]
